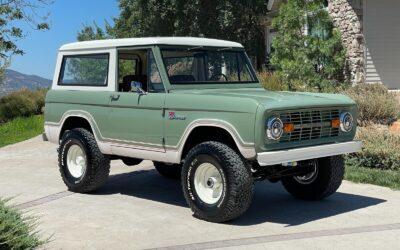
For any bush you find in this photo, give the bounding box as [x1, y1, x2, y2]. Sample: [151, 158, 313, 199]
[257, 71, 289, 91]
[0, 89, 47, 123]
[346, 126, 400, 171]
[270, 0, 346, 91]
[257, 71, 348, 93]
[0, 198, 44, 249]
[344, 83, 400, 126]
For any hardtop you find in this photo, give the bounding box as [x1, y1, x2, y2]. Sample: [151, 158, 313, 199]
[60, 37, 243, 52]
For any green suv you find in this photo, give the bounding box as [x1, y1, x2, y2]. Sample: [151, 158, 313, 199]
[44, 37, 361, 222]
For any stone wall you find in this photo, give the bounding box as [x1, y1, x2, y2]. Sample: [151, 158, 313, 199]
[328, 0, 364, 84]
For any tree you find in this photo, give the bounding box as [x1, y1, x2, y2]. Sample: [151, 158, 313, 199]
[270, 0, 346, 91]
[78, 0, 268, 69]
[77, 22, 112, 41]
[0, 0, 50, 82]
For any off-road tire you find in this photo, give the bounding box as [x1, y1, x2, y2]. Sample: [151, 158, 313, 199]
[281, 155, 344, 200]
[58, 128, 110, 193]
[181, 141, 254, 223]
[153, 162, 181, 179]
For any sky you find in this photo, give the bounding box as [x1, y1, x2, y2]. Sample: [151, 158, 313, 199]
[10, 0, 119, 79]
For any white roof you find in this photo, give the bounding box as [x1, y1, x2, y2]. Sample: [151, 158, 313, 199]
[60, 37, 243, 51]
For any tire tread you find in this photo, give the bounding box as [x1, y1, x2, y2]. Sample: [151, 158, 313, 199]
[58, 128, 110, 193]
[182, 141, 254, 223]
[282, 155, 344, 200]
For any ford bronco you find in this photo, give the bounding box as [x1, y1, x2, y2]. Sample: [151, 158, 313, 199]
[44, 37, 361, 222]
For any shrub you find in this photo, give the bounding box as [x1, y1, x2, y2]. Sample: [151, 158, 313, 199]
[257, 71, 348, 93]
[346, 126, 400, 171]
[344, 83, 400, 126]
[258, 71, 289, 91]
[270, 0, 346, 91]
[0, 198, 45, 249]
[0, 89, 47, 123]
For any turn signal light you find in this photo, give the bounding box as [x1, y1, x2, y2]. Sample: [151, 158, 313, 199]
[283, 123, 295, 133]
[331, 118, 340, 128]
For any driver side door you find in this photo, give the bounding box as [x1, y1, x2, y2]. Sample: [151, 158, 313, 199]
[106, 48, 166, 152]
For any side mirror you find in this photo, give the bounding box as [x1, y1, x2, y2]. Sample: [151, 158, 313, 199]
[130, 81, 147, 95]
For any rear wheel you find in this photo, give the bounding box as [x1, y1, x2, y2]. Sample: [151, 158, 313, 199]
[58, 128, 110, 193]
[153, 162, 181, 179]
[281, 156, 344, 200]
[181, 141, 254, 223]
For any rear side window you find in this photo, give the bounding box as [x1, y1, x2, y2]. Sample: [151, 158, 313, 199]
[58, 54, 109, 86]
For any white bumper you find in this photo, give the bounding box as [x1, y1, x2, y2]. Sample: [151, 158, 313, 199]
[257, 141, 362, 166]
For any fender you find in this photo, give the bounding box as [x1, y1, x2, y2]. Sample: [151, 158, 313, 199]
[167, 119, 256, 160]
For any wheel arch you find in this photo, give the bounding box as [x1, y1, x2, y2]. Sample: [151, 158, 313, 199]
[48, 111, 111, 154]
[59, 116, 94, 141]
[177, 122, 256, 161]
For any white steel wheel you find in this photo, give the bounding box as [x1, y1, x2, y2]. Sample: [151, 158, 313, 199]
[194, 162, 224, 205]
[66, 144, 87, 179]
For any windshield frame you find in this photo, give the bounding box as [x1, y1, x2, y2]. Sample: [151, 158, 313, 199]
[158, 45, 260, 90]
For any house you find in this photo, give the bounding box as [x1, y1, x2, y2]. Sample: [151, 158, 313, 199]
[263, 0, 400, 89]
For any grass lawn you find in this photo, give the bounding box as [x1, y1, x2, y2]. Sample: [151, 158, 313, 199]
[345, 164, 400, 190]
[0, 115, 44, 148]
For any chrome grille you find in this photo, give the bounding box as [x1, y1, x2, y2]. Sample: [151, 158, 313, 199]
[279, 109, 340, 142]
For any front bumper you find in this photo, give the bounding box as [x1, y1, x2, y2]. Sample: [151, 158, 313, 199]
[257, 141, 362, 166]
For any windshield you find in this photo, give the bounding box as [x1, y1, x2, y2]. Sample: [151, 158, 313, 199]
[161, 48, 257, 84]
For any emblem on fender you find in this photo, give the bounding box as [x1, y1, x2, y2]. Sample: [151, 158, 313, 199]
[168, 111, 186, 120]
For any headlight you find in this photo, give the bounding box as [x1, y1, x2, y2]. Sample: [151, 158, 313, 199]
[340, 112, 353, 132]
[267, 117, 283, 140]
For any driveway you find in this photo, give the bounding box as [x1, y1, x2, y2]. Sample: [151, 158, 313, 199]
[0, 136, 399, 249]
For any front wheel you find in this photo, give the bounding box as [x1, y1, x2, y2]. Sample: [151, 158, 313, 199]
[281, 155, 345, 200]
[181, 141, 254, 223]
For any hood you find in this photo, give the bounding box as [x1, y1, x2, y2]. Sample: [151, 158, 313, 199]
[171, 87, 356, 110]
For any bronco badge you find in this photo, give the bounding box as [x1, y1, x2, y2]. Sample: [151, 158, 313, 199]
[168, 111, 186, 120]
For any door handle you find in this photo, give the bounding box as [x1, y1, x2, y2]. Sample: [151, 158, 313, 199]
[110, 94, 120, 101]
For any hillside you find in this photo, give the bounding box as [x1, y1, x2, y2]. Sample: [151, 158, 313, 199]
[0, 69, 52, 95]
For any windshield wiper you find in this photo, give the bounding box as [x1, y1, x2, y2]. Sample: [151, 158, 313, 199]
[187, 46, 204, 51]
[217, 47, 233, 51]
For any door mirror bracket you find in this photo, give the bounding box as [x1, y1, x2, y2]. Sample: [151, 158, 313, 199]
[130, 81, 147, 96]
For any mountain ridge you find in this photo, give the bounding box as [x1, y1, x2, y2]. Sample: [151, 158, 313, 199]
[0, 69, 52, 95]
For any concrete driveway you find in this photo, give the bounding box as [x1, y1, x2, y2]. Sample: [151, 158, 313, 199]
[0, 136, 399, 249]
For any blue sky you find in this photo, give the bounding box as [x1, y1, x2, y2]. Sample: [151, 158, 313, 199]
[10, 0, 119, 79]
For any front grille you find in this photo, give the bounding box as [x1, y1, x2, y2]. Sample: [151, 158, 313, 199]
[279, 109, 340, 142]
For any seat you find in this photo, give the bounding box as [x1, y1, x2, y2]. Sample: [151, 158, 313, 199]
[120, 75, 148, 92]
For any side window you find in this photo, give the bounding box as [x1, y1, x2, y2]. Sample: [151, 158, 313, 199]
[118, 58, 137, 84]
[117, 49, 146, 92]
[59, 54, 109, 86]
[148, 51, 165, 93]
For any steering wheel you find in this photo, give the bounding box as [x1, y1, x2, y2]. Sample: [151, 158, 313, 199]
[210, 73, 228, 81]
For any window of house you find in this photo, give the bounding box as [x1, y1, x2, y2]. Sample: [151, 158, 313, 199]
[305, 0, 329, 38]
